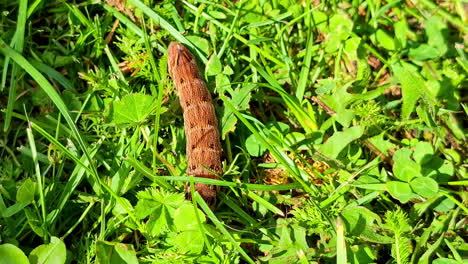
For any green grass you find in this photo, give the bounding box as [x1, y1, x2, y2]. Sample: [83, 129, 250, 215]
[0, 0, 467, 263]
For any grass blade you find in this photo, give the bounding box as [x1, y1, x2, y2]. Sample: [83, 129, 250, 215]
[26, 123, 48, 241]
[128, 0, 207, 63]
[0, 37, 101, 193]
[4, 0, 27, 131]
[195, 192, 255, 264]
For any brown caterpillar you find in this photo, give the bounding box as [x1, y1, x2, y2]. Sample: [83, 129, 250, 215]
[167, 42, 222, 203]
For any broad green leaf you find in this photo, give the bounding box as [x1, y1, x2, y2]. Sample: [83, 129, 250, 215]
[320, 83, 386, 128]
[16, 178, 35, 204]
[173, 230, 205, 254]
[29, 237, 66, 264]
[311, 10, 328, 30]
[0, 244, 29, 264]
[24, 208, 45, 238]
[416, 104, 437, 128]
[186, 36, 209, 55]
[392, 62, 436, 119]
[341, 206, 393, 243]
[264, 218, 310, 260]
[174, 204, 206, 231]
[319, 126, 364, 159]
[215, 73, 231, 94]
[349, 244, 377, 264]
[246, 133, 267, 157]
[375, 29, 395, 50]
[341, 206, 380, 234]
[208, 10, 227, 19]
[205, 54, 222, 76]
[344, 37, 361, 59]
[410, 177, 439, 199]
[422, 157, 454, 183]
[284, 132, 308, 147]
[392, 63, 420, 119]
[432, 258, 461, 264]
[329, 14, 353, 37]
[425, 16, 448, 55]
[394, 19, 408, 48]
[409, 44, 440, 61]
[386, 181, 416, 203]
[326, 14, 353, 53]
[146, 207, 170, 235]
[432, 197, 455, 213]
[96, 241, 138, 264]
[392, 149, 421, 182]
[335, 109, 355, 128]
[412, 141, 434, 164]
[393, 148, 412, 163]
[111, 93, 157, 125]
[220, 84, 254, 139]
[368, 133, 396, 155]
[113, 243, 139, 264]
[134, 189, 185, 236]
[392, 161, 421, 182]
[315, 79, 337, 95]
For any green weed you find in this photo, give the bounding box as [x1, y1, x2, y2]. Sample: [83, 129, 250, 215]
[0, 0, 466, 263]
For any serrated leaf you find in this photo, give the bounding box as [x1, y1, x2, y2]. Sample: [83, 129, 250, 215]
[134, 189, 185, 236]
[220, 84, 254, 139]
[111, 93, 157, 125]
[0, 244, 29, 264]
[265, 218, 310, 260]
[368, 133, 396, 155]
[174, 204, 206, 231]
[386, 181, 416, 203]
[326, 14, 353, 53]
[205, 54, 222, 76]
[147, 207, 171, 235]
[29, 236, 66, 264]
[425, 16, 448, 55]
[173, 230, 205, 254]
[319, 126, 364, 159]
[186, 36, 210, 55]
[216, 73, 231, 94]
[315, 79, 337, 95]
[341, 206, 393, 244]
[96, 241, 138, 264]
[335, 109, 355, 128]
[392, 62, 436, 119]
[410, 177, 439, 198]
